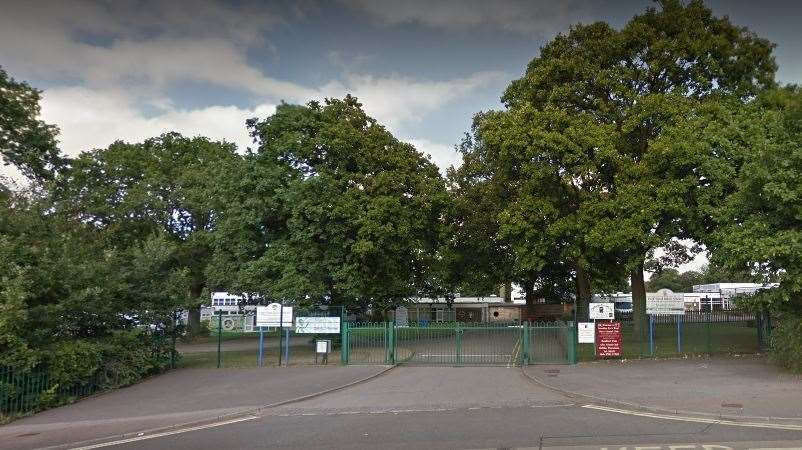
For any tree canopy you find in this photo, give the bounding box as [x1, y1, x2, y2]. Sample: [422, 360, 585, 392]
[210, 96, 448, 313]
[471, 0, 777, 334]
[0, 67, 63, 181]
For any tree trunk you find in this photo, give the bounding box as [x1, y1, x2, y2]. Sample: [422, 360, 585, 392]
[187, 282, 204, 335]
[575, 263, 592, 321]
[631, 261, 647, 341]
[500, 282, 512, 303]
[523, 280, 536, 319]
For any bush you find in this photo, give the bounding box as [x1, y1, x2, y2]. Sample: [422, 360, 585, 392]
[98, 330, 173, 387]
[44, 340, 103, 387]
[1, 330, 176, 420]
[770, 315, 802, 373]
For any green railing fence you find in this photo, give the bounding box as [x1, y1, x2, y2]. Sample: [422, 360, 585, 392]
[0, 366, 107, 420]
[342, 321, 575, 366]
[575, 310, 764, 361]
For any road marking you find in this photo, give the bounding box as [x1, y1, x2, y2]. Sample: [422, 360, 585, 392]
[582, 405, 802, 431]
[508, 335, 522, 367]
[270, 403, 573, 417]
[69, 415, 259, 449]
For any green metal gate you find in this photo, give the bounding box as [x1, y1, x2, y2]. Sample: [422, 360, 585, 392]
[342, 321, 575, 366]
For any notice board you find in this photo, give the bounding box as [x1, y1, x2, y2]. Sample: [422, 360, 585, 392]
[595, 321, 622, 357]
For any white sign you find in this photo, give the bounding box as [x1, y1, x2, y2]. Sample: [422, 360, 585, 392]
[647, 289, 685, 315]
[255, 303, 293, 327]
[395, 306, 409, 327]
[295, 317, 341, 334]
[316, 340, 331, 354]
[578, 322, 595, 343]
[589, 302, 614, 320]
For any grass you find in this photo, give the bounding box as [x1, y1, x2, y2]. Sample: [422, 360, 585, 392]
[577, 322, 759, 361]
[178, 347, 341, 368]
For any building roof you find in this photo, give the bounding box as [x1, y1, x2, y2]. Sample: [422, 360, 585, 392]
[408, 296, 526, 305]
[693, 283, 778, 293]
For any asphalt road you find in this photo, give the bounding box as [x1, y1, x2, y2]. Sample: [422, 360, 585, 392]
[77, 367, 802, 450]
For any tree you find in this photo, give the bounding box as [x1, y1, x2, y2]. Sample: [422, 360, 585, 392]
[0, 187, 188, 373]
[235, 96, 448, 313]
[708, 86, 802, 313]
[500, 0, 776, 336]
[0, 67, 63, 181]
[452, 105, 628, 315]
[56, 133, 238, 333]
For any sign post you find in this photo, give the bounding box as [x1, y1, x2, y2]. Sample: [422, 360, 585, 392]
[646, 289, 685, 315]
[577, 322, 595, 344]
[255, 303, 294, 366]
[315, 339, 331, 364]
[646, 289, 685, 356]
[216, 310, 223, 368]
[258, 325, 264, 367]
[295, 317, 341, 334]
[596, 322, 622, 358]
[279, 303, 284, 366]
[589, 303, 615, 358]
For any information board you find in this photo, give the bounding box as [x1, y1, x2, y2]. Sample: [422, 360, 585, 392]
[295, 317, 341, 334]
[255, 303, 293, 327]
[589, 302, 614, 320]
[578, 322, 595, 343]
[596, 322, 622, 357]
[395, 306, 409, 327]
[646, 289, 685, 315]
[315, 340, 331, 354]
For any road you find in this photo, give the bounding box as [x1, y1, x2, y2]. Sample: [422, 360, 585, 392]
[66, 366, 802, 450]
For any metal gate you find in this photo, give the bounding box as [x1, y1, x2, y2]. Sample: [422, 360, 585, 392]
[342, 322, 575, 366]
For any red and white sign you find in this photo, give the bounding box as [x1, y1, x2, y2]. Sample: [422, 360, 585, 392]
[595, 322, 622, 357]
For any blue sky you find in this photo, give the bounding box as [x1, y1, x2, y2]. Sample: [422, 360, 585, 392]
[1, 0, 800, 178]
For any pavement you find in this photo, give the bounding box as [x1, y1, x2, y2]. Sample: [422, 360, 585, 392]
[0, 365, 387, 450]
[89, 366, 802, 450]
[4, 357, 802, 449]
[523, 354, 802, 422]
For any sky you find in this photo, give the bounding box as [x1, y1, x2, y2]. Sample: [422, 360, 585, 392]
[1, 0, 801, 272]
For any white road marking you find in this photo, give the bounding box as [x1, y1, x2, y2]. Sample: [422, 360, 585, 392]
[583, 404, 802, 431]
[270, 403, 573, 417]
[69, 415, 259, 449]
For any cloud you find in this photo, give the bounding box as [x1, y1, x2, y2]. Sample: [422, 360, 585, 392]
[1, 0, 502, 182]
[0, 0, 312, 102]
[341, 0, 596, 36]
[403, 138, 461, 174]
[321, 71, 507, 131]
[38, 87, 275, 158]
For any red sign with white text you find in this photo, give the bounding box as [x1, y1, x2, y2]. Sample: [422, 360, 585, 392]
[595, 321, 622, 357]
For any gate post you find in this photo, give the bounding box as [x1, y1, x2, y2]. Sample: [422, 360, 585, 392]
[389, 321, 396, 365]
[522, 321, 530, 366]
[567, 321, 577, 364]
[455, 322, 462, 366]
[341, 321, 349, 364]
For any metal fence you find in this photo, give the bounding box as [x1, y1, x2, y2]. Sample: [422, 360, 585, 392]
[0, 366, 107, 420]
[343, 321, 574, 366]
[187, 306, 345, 368]
[528, 322, 575, 364]
[576, 310, 764, 361]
